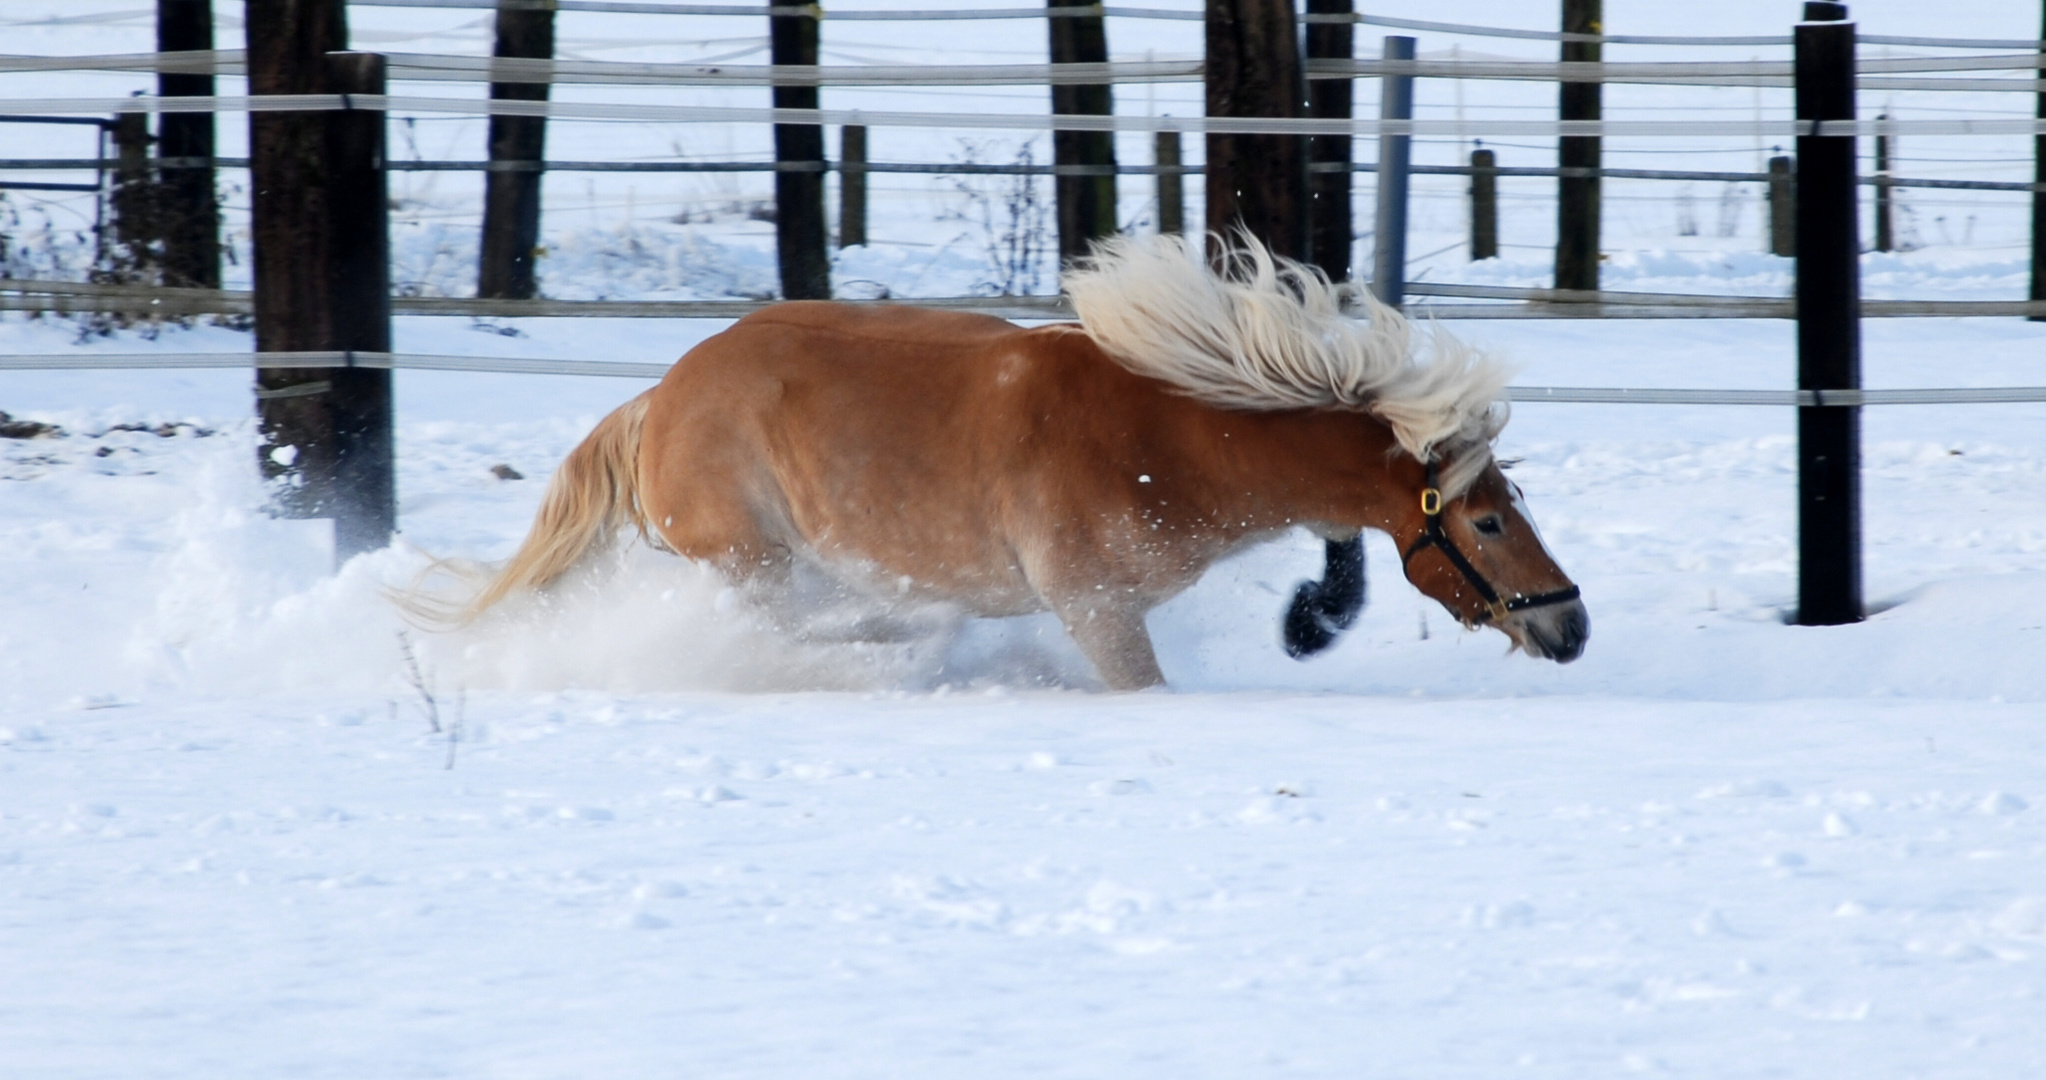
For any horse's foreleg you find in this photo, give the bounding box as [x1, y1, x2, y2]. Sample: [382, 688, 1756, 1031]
[1054, 601, 1165, 691]
[1284, 536, 1367, 658]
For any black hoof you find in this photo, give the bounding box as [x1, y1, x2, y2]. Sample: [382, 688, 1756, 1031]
[1283, 581, 1343, 658]
[1282, 538, 1368, 660]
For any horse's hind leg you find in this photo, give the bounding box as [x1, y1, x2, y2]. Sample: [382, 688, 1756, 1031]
[662, 509, 942, 646]
[641, 477, 803, 612]
[1051, 599, 1165, 691]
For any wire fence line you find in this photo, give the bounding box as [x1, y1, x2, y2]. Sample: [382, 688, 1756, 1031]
[5, 348, 2042, 407]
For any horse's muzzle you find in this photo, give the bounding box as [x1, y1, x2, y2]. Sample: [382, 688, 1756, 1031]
[1515, 599, 1589, 664]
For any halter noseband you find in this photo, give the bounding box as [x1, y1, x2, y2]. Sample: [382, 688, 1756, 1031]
[1400, 460, 1581, 626]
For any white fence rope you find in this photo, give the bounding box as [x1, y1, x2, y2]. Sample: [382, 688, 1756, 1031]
[6, 282, 2046, 320]
[3, 350, 2041, 406]
[342, 0, 2046, 50]
[1507, 387, 2046, 405]
[14, 49, 2046, 87]
[0, 351, 674, 378]
[11, 153, 2039, 191]
[354, 0, 1206, 20]
[15, 93, 2046, 138]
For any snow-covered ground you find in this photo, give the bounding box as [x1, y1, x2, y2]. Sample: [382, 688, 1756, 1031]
[6, 2, 2046, 1077]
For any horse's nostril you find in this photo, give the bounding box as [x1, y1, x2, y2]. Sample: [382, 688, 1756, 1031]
[1554, 606, 1589, 663]
[1527, 603, 1589, 664]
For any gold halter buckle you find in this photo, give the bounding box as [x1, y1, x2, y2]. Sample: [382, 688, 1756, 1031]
[1419, 487, 1443, 516]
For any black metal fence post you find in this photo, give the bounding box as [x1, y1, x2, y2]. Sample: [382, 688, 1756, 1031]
[1469, 147, 1498, 260]
[1768, 154, 1796, 256]
[1155, 128, 1184, 236]
[770, 2, 829, 299]
[1793, 2, 1863, 626]
[1370, 35, 1414, 306]
[838, 123, 867, 248]
[1873, 113, 1893, 253]
[1556, 0, 1601, 291]
[2030, 0, 2045, 321]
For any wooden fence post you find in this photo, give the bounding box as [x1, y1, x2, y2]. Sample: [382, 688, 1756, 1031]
[248, 0, 346, 529]
[248, 1, 395, 562]
[1793, 2, 1862, 626]
[108, 108, 154, 276]
[1205, 0, 1307, 260]
[1154, 128, 1184, 235]
[323, 52, 397, 560]
[1768, 154, 1795, 256]
[1470, 147, 1499, 259]
[1873, 113, 1893, 253]
[771, 3, 829, 299]
[478, 0, 554, 300]
[838, 124, 866, 248]
[1048, 0, 1117, 265]
[156, 0, 219, 290]
[1305, 0, 1353, 281]
[1304, 8, 1366, 657]
[1370, 36, 1415, 306]
[1556, 0, 1601, 291]
[2030, 0, 2045, 321]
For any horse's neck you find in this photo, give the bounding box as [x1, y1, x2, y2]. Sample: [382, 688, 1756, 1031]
[1052, 330, 1410, 538]
[1170, 401, 1410, 537]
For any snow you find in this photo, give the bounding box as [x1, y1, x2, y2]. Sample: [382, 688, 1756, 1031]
[5, 1, 2046, 1076]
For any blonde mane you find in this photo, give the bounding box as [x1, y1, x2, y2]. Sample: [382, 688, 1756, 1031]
[1062, 233, 1512, 494]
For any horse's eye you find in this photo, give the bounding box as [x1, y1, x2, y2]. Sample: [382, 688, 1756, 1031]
[1473, 514, 1505, 537]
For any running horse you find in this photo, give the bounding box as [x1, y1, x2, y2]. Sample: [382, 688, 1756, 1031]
[441, 236, 1587, 689]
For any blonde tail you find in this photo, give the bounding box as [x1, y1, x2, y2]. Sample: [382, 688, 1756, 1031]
[458, 393, 653, 622]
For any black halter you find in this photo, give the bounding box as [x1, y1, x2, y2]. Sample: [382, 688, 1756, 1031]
[1400, 461, 1581, 625]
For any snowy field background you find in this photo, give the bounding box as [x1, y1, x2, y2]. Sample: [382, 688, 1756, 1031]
[4, 1, 2046, 1077]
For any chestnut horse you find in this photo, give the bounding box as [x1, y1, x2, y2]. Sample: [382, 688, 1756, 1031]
[445, 236, 1587, 689]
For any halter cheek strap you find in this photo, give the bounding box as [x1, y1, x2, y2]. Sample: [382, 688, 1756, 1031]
[1400, 461, 1581, 625]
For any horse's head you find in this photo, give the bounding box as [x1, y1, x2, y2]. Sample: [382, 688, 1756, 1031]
[1394, 451, 1588, 663]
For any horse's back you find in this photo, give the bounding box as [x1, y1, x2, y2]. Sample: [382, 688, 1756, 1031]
[636, 302, 1116, 605]
[734, 300, 1022, 345]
